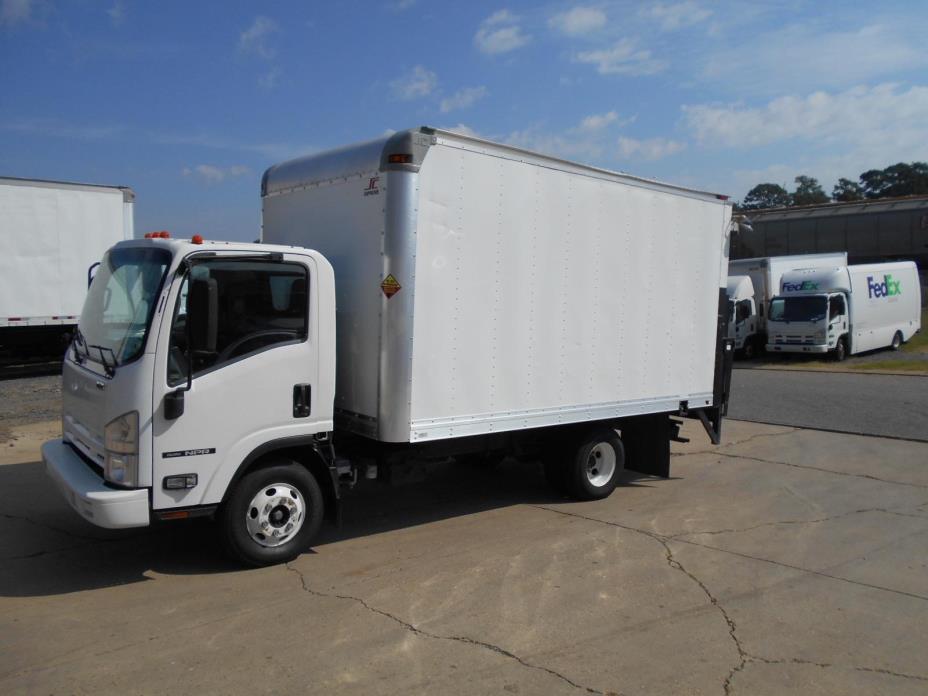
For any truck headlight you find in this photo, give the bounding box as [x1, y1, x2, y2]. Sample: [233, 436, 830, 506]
[104, 411, 139, 487]
[814, 330, 826, 340]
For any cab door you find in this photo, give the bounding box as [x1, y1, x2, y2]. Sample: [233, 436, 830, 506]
[150, 252, 322, 511]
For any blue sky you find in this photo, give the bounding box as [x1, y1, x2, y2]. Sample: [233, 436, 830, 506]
[2, 0, 927, 241]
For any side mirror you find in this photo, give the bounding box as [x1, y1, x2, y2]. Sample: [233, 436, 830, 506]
[164, 389, 185, 420]
[187, 277, 218, 354]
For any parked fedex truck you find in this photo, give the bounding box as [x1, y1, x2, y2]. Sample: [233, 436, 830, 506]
[727, 252, 848, 357]
[0, 177, 134, 358]
[42, 127, 734, 566]
[767, 262, 921, 360]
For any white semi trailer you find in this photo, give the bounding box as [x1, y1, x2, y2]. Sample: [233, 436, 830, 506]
[767, 261, 921, 360]
[727, 252, 848, 357]
[0, 177, 135, 359]
[42, 127, 734, 566]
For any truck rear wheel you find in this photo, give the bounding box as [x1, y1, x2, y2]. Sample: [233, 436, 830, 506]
[567, 429, 624, 501]
[220, 462, 324, 567]
[891, 331, 903, 350]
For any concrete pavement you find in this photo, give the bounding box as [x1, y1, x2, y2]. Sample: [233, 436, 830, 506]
[728, 368, 928, 441]
[1, 418, 927, 695]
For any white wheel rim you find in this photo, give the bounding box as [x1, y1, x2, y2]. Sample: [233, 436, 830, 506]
[586, 443, 616, 488]
[245, 483, 306, 548]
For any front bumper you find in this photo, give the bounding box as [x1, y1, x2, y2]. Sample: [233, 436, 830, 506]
[765, 343, 830, 354]
[43, 439, 150, 529]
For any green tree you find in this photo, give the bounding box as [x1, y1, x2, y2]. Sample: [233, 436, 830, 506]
[832, 178, 864, 202]
[791, 175, 829, 206]
[860, 162, 928, 199]
[741, 183, 791, 210]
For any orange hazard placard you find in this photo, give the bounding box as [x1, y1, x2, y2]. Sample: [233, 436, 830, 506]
[381, 274, 402, 298]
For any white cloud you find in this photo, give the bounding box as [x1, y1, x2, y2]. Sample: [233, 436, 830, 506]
[617, 136, 685, 160]
[391, 65, 437, 100]
[107, 1, 126, 27]
[683, 83, 928, 198]
[239, 16, 279, 59]
[440, 86, 488, 113]
[1, 0, 38, 26]
[640, 2, 710, 31]
[577, 111, 635, 132]
[258, 67, 281, 90]
[575, 39, 667, 76]
[549, 6, 606, 36]
[475, 10, 530, 55]
[703, 23, 925, 95]
[183, 164, 250, 184]
[683, 83, 928, 149]
[446, 124, 483, 138]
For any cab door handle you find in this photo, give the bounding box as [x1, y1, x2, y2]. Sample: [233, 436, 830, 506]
[293, 384, 311, 418]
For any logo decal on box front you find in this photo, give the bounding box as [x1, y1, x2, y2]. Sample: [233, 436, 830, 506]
[381, 274, 401, 298]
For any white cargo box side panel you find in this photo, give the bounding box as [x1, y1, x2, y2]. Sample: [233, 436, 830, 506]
[262, 176, 385, 423]
[848, 262, 921, 353]
[0, 182, 127, 324]
[409, 142, 729, 440]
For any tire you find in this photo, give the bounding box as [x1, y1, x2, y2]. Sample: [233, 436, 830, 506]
[742, 338, 756, 360]
[220, 462, 324, 567]
[833, 337, 847, 362]
[891, 331, 903, 350]
[566, 429, 625, 501]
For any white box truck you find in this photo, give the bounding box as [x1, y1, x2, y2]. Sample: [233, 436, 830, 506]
[0, 177, 134, 359]
[41, 127, 734, 566]
[767, 261, 921, 360]
[727, 252, 848, 357]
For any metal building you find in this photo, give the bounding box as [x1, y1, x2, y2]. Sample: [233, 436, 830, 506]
[734, 196, 928, 268]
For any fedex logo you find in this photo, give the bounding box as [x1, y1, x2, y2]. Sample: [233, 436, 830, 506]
[782, 280, 819, 292]
[867, 274, 901, 298]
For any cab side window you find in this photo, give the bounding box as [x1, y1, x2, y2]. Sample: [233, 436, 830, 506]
[168, 260, 309, 386]
[828, 295, 846, 319]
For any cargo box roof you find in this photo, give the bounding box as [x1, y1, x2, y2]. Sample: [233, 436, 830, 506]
[262, 126, 729, 204]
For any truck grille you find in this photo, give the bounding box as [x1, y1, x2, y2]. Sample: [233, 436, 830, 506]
[774, 334, 816, 345]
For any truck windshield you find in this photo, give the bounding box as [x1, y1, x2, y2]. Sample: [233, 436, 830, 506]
[77, 247, 172, 367]
[769, 296, 827, 323]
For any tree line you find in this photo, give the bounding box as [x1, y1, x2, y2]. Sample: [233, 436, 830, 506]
[739, 162, 928, 211]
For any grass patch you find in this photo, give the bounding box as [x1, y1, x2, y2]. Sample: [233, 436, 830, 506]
[851, 360, 928, 373]
[900, 309, 928, 354]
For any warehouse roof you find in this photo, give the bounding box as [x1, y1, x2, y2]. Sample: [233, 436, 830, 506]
[746, 195, 928, 222]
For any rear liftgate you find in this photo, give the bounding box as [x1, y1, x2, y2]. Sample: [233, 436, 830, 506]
[624, 289, 734, 478]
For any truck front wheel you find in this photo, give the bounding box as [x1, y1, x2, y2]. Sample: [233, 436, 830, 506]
[833, 337, 847, 362]
[220, 462, 324, 567]
[567, 429, 625, 501]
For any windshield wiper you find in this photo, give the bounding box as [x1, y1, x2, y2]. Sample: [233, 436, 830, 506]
[72, 326, 89, 364]
[88, 344, 118, 377]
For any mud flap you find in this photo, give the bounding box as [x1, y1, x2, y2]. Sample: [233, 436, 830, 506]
[622, 414, 672, 478]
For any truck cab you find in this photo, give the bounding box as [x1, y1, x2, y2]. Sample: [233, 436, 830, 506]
[726, 275, 758, 357]
[766, 268, 850, 360]
[43, 236, 338, 563]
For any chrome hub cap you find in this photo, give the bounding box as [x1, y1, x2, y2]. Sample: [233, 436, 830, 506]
[245, 483, 305, 548]
[586, 443, 616, 488]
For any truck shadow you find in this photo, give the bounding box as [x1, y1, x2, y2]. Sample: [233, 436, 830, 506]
[0, 458, 667, 598]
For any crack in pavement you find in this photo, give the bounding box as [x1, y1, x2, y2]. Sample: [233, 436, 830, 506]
[531, 505, 747, 696]
[531, 504, 928, 692]
[712, 452, 928, 489]
[671, 428, 800, 457]
[672, 535, 928, 601]
[284, 563, 610, 695]
[740, 653, 928, 684]
[668, 507, 928, 540]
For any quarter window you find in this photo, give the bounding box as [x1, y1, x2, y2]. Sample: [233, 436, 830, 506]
[168, 260, 308, 385]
